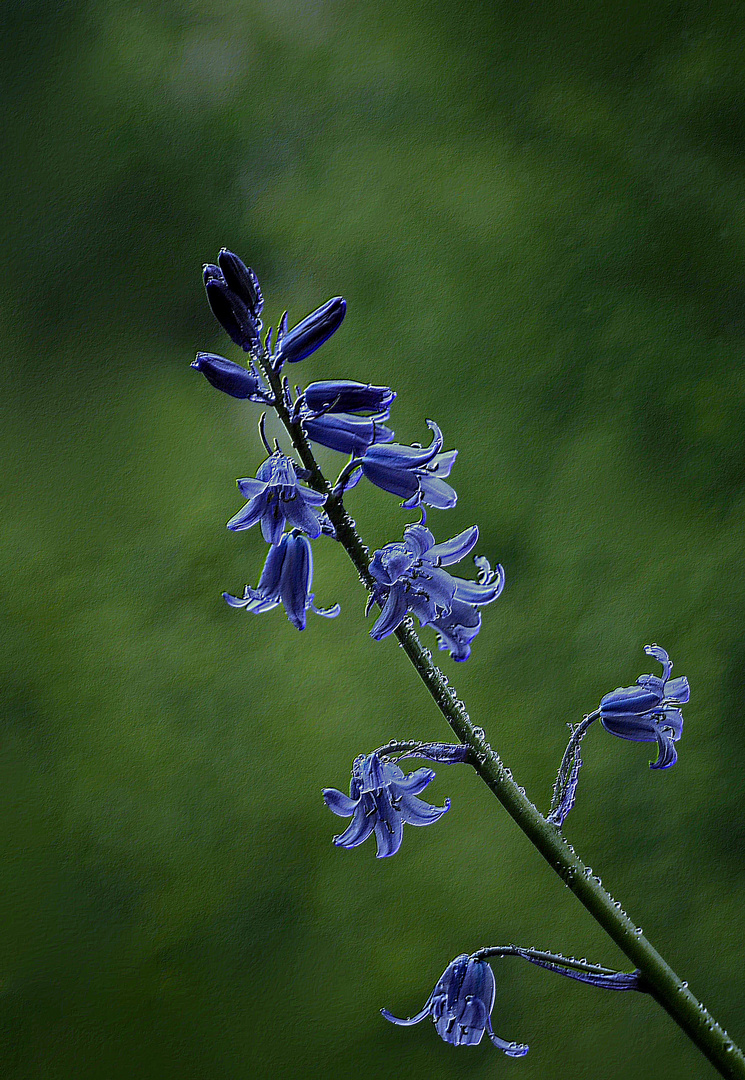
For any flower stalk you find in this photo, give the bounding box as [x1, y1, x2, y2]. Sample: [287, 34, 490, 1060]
[248, 336, 745, 1080]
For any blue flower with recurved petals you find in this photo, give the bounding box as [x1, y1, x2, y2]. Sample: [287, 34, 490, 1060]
[357, 420, 458, 508]
[369, 524, 504, 658]
[600, 644, 689, 769]
[227, 452, 327, 545]
[382, 954, 528, 1056]
[323, 751, 450, 858]
[223, 531, 339, 631]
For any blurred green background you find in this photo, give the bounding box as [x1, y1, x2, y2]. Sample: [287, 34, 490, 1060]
[3, 0, 745, 1076]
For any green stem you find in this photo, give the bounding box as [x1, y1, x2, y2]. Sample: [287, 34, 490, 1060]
[257, 349, 744, 1078]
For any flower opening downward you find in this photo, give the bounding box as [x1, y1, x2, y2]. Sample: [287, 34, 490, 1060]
[600, 644, 689, 769]
[323, 751, 450, 858]
[224, 531, 339, 630]
[381, 954, 528, 1056]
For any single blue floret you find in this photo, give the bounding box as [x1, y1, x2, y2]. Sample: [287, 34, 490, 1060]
[368, 524, 504, 658]
[347, 419, 458, 508]
[226, 451, 327, 545]
[275, 296, 347, 364]
[302, 411, 395, 455]
[323, 751, 450, 858]
[303, 380, 396, 414]
[224, 530, 339, 630]
[381, 954, 529, 1056]
[600, 644, 689, 769]
[298, 380, 396, 454]
[191, 352, 271, 401]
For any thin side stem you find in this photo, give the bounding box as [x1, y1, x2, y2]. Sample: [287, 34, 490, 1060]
[255, 347, 745, 1079]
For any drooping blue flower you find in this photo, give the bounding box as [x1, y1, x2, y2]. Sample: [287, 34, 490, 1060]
[323, 751, 450, 858]
[600, 644, 689, 769]
[303, 380, 396, 414]
[355, 420, 458, 508]
[302, 411, 395, 455]
[368, 524, 504, 657]
[203, 259, 262, 354]
[191, 352, 271, 401]
[226, 452, 327, 544]
[223, 531, 339, 631]
[275, 297, 347, 364]
[381, 954, 529, 1056]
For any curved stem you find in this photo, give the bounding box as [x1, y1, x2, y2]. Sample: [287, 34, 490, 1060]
[548, 709, 599, 826]
[256, 348, 745, 1079]
[474, 945, 643, 990]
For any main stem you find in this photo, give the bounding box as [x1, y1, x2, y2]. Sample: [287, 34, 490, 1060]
[259, 352, 744, 1079]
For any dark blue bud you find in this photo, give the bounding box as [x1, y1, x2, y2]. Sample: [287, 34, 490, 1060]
[304, 380, 396, 414]
[278, 297, 346, 364]
[217, 249, 264, 322]
[191, 353, 267, 400]
[204, 276, 261, 353]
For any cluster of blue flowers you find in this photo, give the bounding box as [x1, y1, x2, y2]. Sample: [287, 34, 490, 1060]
[193, 250, 503, 657]
[191, 250, 688, 1062]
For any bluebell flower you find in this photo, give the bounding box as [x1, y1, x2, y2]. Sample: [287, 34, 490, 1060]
[382, 954, 529, 1056]
[227, 452, 327, 545]
[303, 380, 396, 414]
[191, 352, 271, 401]
[302, 411, 395, 455]
[369, 524, 504, 657]
[323, 751, 450, 858]
[203, 260, 262, 354]
[275, 297, 346, 364]
[298, 379, 395, 454]
[600, 644, 689, 769]
[356, 420, 458, 508]
[224, 531, 339, 631]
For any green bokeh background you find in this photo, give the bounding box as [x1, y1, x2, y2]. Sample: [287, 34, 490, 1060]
[3, 1, 745, 1076]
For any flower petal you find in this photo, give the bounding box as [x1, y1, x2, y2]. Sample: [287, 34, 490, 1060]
[370, 586, 409, 640]
[418, 475, 458, 509]
[323, 788, 358, 817]
[665, 676, 690, 704]
[387, 766, 436, 795]
[398, 794, 450, 826]
[260, 499, 286, 545]
[373, 793, 404, 858]
[486, 1017, 530, 1057]
[428, 526, 479, 566]
[361, 460, 421, 500]
[282, 495, 322, 539]
[380, 1002, 433, 1027]
[334, 801, 376, 848]
[279, 534, 312, 629]
[226, 492, 268, 532]
[644, 643, 672, 681]
[650, 726, 678, 770]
